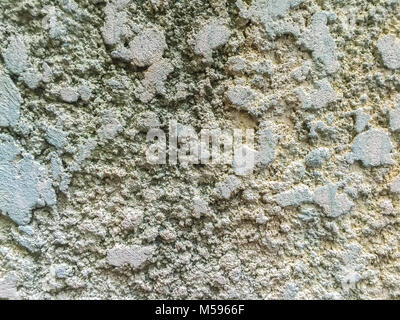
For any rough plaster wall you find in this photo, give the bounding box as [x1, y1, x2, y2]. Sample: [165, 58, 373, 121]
[0, 0, 400, 300]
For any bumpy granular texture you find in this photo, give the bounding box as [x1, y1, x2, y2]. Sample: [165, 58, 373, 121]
[1, 0, 400, 300]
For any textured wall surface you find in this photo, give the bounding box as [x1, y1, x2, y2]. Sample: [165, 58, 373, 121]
[1, 0, 400, 300]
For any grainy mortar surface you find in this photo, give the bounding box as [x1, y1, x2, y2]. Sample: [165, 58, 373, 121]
[0, 0, 400, 300]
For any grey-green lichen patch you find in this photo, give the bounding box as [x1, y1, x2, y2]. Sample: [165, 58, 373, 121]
[21, 69, 42, 90]
[136, 58, 174, 102]
[389, 176, 400, 194]
[313, 183, 353, 218]
[295, 79, 336, 110]
[102, 1, 130, 46]
[49, 152, 70, 192]
[129, 29, 167, 67]
[349, 129, 394, 167]
[45, 126, 68, 149]
[226, 85, 256, 110]
[97, 110, 123, 142]
[275, 184, 313, 207]
[107, 245, 155, 269]
[192, 196, 209, 219]
[257, 121, 278, 168]
[0, 136, 55, 226]
[305, 147, 330, 168]
[232, 144, 258, 176]
[42, 5, 66, 40]
[216, 175, 241, 199]
[298, 12, 340, 74]
[377, 34, 400, 70]
[59, 87, 79, 103]
[0, 73, 21, 128]
[2, 36, 42, 90]
[2, 36, 29, 76]
[136, 111, 160, 132]
[194, 20, 231, 61]
[291, 60, 312, 82]
[0, 273, 18, 300]
[354, 109, 370, 133]
[389, 95, 400, 132]
[237, 0, 304, 39]
[78, 85, 92, 102]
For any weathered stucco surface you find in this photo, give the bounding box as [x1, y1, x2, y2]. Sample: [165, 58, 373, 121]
[1, 0, 400, 300]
